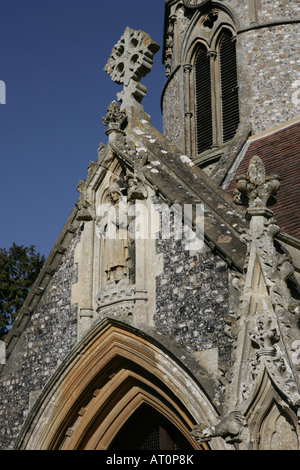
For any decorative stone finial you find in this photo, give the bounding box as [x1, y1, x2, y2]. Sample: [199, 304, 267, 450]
[102, 100, 127, 136]
[233, 156, 281, 218]
[104, 27, 160, 109]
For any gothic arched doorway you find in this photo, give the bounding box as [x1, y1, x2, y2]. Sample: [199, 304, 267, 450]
[110, 404, 194, 450]
[16, 318, 229, 450]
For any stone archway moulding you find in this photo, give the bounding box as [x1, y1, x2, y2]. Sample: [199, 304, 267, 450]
[16, 318, 230, 450]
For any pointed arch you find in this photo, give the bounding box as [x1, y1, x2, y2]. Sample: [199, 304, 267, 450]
[16, 318, 229, 450]
[244, 367, 300, 450]
[181, 5, 240, 157]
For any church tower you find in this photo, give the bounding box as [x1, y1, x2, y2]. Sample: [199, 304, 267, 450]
[162, 0, 299, 171]
[0, 0, 300, 452]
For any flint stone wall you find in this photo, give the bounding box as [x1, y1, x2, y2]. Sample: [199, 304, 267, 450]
[240, 23, 300, 134]
[0, 232, 80, 450]
[154, 236, 232, 366]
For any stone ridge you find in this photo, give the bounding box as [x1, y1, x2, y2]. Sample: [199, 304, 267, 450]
[1, 109, 248, 375]
[111, 111, 248, 271]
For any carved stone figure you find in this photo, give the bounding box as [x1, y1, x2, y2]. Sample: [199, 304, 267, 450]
[76, 186, 94, 221]
[250, 314, 280, 356]
[127, 176, 148, 201]
[191, 411, 249, 448]
[99, 181, 130, 286]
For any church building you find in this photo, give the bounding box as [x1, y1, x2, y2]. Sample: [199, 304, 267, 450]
[1, 0, 300, 450]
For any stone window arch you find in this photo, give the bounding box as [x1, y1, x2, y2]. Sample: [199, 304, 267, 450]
[193, 42, 213, 153]
[244, 368, 300, 450]
[258, 401, 299, 451]
[183, 9, 239, 160]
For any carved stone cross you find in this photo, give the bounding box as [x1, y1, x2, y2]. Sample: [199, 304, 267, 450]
[104, 27, 160, 109]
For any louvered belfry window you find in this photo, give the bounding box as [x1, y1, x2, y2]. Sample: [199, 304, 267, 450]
[194, 29, 239, 154]
[194, 44, 213, 154]
[220, 30, 240, 143]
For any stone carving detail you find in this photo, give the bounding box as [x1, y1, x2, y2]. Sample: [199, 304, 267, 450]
[247, 314, 290, 395]
[238, 159, 300, 398]
[192, 412, 249, 448]
[164, 15, 176, 77]
[76, 197, 94, 222]
[113, 137, 149, 200]
[203, 10, 219, 29]
[96, 162, 148, 288]
[193, 156, 300, 449]
[97, 142, 106, 160]
[76, 184, 95, 221]
[236, 225, 300, 407]
[96, 285, 135, 322]
[102, 100, 127, 135]
[127, 174, 148, 201]
[250, 314, 280, 356]
[104, 27, 160, 108]
[233, 155, 281, 213]
[260, 405, 299, 450]
[127, 147, 148, 200]
[95, 163, 150, 321]
[98, 179, 131, 286]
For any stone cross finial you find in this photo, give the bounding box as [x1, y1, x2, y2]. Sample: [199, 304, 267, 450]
[233, 156, 281, 218]
[104, 27, 160, 109]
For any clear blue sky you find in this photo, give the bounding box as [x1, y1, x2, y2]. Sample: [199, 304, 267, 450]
[0, 0, 166, 257]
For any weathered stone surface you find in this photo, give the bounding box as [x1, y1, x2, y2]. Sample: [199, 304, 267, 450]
[104, 27, 160, 109]
[162, 1, 300, 159]
[155, 234, 232, 365]
[1, 0, 299, 451]
[239, 23, 300, 134]
[0, 232, 80, 450]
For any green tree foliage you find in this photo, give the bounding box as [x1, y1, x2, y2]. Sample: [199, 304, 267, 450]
[0, 244, 45, 339]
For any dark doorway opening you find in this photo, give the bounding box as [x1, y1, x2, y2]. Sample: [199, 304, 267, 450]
[109, 403, 194, 450]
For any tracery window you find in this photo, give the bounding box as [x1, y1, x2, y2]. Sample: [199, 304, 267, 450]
[194, 28, 239, 154]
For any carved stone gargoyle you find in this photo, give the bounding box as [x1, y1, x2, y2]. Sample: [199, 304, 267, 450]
[191, 411, 249, 448]
[76, 186, 95, 222]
